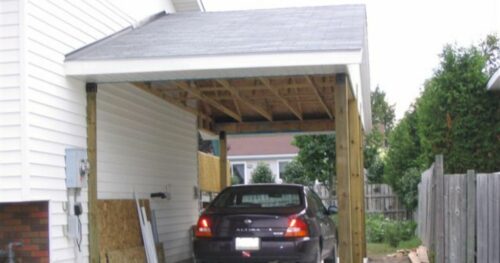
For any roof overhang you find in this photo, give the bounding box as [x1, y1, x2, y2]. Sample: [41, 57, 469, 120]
[487, 69, 500, 91]
[65, 50, 362, 83]
[64, 49, 371, 132]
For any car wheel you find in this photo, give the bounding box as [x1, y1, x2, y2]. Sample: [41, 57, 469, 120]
[324, 245, 336, 263]
[306, 245, 323, 263]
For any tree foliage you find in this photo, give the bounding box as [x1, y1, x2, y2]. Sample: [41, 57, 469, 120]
[292, 134, 335, 189]
[384, 35, 500, 210]
[250, 163, 275, 183]
[416, 42, 500, 173]
[282, 160, 312, 186]
[364, 87, 395, 183]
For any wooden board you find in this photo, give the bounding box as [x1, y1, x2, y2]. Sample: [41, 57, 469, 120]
[198, 151, 230, 192]
[106, 245, 165, 263]
[97, 199, 152, 262]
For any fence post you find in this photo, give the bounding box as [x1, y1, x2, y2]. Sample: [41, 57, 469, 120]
[434, 155, 445, 263]
[466, 170, 476, 263]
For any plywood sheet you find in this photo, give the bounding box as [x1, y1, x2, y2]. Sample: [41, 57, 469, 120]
[97, 199, 151, 262]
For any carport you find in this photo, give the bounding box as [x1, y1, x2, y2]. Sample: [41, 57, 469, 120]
[65, 5, 371, 263]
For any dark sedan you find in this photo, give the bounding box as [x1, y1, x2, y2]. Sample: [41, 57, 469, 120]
[193, 184, 338, 263]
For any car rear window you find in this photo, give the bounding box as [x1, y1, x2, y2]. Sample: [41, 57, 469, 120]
[211, 187, 303, 208]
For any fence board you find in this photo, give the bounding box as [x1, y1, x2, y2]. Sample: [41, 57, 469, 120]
[477, 174, 488, 263]
[493, 174, 500, 263]
[465, 170, 475, 263]
[434, 155, 445, 263]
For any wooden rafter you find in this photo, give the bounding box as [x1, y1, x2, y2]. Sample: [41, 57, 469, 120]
[258, 78, 303, 120]
[175, 81, 242, 122]
[133, 82, 212, 122]
[216, 79, 273, 121]
[305, 76, 333, 119]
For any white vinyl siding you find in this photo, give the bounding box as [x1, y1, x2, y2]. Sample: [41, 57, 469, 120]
[23, 1, 135, 262]
[0, 0, 22, 201]
[97, 84, 198, 262]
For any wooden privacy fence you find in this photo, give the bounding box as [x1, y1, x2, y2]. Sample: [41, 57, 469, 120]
[198, 151, 230, 193]
[365, 183, 409, 220]
[417, 155, 500, 263]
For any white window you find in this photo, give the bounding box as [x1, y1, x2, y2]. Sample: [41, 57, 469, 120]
[277, 160, 291, 180]
[231, 163, 245, 184]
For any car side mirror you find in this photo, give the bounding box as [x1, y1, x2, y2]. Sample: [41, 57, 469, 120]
[327, 205, 338, 215]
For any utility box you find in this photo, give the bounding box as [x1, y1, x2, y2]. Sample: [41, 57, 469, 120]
[65, 148, 89, 189]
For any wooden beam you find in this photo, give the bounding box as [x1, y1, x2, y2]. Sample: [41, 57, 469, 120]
[259, 78, 303, 120]
[176, 81, 242, 122]
[219, 131, 228, 190]
[305, 76, 333, 119]
[335, 74, 353, 263]
[216, 79, 273, 121]
[215, 119, 334, 134]
[359, 122, 367, 258]
[86, 83, 100, 263]
[349, 98, 363, 263]
[133, 82, 212, 121]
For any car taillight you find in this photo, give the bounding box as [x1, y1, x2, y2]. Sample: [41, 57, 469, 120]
[195, 215, 212, 237]
[285, 217, 309, 237]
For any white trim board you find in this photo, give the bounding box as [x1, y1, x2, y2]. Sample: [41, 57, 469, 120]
[64, 50, 362, 82]
[229, 153, 298, 161]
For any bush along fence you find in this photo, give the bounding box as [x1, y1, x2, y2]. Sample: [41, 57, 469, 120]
[417, 154, 500, 263]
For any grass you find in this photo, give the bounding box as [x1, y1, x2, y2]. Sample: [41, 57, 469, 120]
[367, 237, 422, 256]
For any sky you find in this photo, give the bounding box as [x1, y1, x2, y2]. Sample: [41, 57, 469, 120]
[202, 0, 500, 119]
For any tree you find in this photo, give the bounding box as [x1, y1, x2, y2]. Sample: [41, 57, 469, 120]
[371, 86, 396, 134]
[293, 134, 335, 189]
[416, 40, 500, 173]
[282, 160, 312, 186]
[364, 87, 395, 183]
[251, 163, 275, 183]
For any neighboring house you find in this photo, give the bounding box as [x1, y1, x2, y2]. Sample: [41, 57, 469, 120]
[488, 68, 500, 91]
[0, 2, 371, 263]
[228, 135, 298, 184]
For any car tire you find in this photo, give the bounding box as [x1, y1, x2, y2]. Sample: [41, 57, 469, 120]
[305, 245, 323, 263]
[324, 246, 336, 263]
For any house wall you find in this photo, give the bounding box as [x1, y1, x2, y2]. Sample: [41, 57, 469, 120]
[0, 0, 179, 262]
[96, 84, 199, 262]
[229, 156, 295, 184]
[0, 0, 22, 201]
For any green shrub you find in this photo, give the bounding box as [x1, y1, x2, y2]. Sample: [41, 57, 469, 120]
[251, 163, 275, 183]
[366, 214, 417, 247]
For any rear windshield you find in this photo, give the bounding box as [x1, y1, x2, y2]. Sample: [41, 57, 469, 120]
[211, 187, 303, 209]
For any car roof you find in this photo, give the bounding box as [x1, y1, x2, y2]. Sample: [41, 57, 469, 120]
[228, 183, 306, 190]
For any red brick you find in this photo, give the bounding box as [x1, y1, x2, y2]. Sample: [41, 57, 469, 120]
[31, 211, 48, 218]
[31, 250, 49, 257]
[19, 244, 39, 251]
[3, 219, 22, 226]
[14, 225, 31, 232]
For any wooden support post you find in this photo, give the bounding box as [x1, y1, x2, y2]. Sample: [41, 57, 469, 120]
[359, 123, 367, 258]
[348, 99, 363, 263]
[86, 83, 99, 263]
[334, 74, 352, 263]
[219, 131, 228, 190]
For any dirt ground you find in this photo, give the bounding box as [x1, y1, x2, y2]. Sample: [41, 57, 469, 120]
[368, 255, 411, 263]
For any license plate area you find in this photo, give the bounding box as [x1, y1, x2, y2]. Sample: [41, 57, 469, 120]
[235, 237, 260, 251]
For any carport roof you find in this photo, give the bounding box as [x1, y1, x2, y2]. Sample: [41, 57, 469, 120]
[66, 5, 366, 61]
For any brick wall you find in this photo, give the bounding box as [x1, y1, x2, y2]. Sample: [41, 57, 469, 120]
[0, 201, 49, 263]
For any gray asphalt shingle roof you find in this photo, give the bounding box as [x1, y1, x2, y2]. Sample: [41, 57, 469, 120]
[65, 5, 366, 61]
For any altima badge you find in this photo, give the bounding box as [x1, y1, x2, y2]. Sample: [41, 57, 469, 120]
[244, 219, 252, 225]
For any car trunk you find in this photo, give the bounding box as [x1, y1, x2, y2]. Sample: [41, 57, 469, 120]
[208, 207, 304, 238]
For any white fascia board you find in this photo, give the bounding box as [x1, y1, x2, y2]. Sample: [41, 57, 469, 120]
[229, 153, 298, 161]
[487, 69, 500, 90]
[64, 50, 362, 81]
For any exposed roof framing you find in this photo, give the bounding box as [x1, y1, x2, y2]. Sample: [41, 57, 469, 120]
[305, 76, 333, 119]
[215, 79, 273, 121]
[259, 77, 303, 120]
